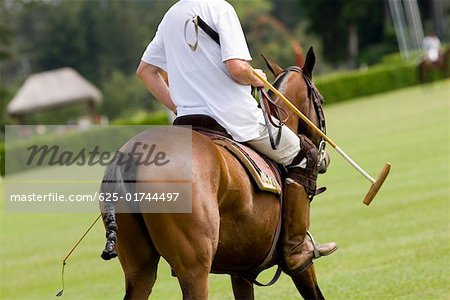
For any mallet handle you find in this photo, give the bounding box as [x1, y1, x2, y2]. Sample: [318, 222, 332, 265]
[253, 70, 375, 183]
[253, 71, 336, 147]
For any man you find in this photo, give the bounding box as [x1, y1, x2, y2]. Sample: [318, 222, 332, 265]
[136, 0, 337, 275]
[423, 33, 441, 63]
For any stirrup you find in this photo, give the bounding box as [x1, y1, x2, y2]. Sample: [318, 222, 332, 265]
[306, 230, 320, 259]
[306, 230, 338, 259]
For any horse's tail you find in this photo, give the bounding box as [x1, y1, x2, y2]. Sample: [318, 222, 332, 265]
[100, 154, 137, 260]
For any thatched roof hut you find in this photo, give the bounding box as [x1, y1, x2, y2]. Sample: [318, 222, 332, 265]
[7, 68, 102, 122]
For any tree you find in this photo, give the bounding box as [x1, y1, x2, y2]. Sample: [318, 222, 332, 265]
[299, 0, 387, 68]
[2, 0, 175, 122]
[12, 0, 175, 85]
[0, 1, 14, 129]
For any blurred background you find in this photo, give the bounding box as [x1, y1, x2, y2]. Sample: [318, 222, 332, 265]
[0, 0, 448, 129]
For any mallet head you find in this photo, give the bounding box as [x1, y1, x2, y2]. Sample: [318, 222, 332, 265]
[363, 163, 391, 206]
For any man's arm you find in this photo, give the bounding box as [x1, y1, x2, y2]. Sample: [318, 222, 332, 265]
[225, 59, 266, 87]
[136, 61, 177, 114]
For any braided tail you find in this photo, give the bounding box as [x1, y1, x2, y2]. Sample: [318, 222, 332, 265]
[101, 202, 118, 260]
[100, 153, 137, 260]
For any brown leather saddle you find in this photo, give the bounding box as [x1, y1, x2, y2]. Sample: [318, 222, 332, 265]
[173, 114, 284, 195]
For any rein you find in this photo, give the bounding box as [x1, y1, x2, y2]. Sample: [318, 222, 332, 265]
[274, 66, 327, 168]
[254, 87, 289, 150]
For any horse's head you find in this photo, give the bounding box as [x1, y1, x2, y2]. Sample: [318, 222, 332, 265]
[263, 47, 330, 173]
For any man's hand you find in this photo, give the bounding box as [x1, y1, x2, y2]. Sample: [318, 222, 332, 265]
[225, 59, 266, 87]
[251, 69, 267, 88]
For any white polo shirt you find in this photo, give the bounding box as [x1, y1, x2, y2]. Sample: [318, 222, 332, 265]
[141, 0, 264, 142]
[423, 36, 441, 62]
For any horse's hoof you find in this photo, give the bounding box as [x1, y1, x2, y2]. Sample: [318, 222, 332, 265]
[101, 250, 118, 260]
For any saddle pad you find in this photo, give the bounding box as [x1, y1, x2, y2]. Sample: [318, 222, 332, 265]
[213, 138, 282, 195]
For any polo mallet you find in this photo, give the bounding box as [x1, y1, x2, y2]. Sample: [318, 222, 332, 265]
[252, 70, 391, 205]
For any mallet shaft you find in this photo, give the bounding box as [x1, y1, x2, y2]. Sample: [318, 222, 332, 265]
[334, 146, 376, 183]
[253, 71, 337, 147]
[252, 69, 386, 194]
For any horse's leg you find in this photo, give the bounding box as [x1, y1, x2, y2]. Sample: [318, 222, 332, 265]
[417, 64, 424, 84]
[142, 196, 219, 299]
[289, 264, 325, 300]
[115, 212, 160, 300]
[176, 263, 210, 300]
[230, 276, 254, 300]
[147, 214, 217, 299]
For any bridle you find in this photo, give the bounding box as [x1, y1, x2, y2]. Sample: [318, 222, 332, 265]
[273, 66, 327, 168]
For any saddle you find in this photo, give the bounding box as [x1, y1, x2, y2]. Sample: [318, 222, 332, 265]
[173, 115, 283, 195]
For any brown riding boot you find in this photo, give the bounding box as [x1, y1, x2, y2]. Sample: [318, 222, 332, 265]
[282, 134, 338, 275]
[282, 179, 337, 274]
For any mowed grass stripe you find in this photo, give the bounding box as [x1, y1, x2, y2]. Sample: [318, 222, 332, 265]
[1, 80, 449, 299]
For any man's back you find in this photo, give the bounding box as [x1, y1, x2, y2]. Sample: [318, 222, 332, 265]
[142, 0, 263, 142]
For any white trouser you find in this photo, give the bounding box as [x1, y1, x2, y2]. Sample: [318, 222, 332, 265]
[247, 122, 300, 166]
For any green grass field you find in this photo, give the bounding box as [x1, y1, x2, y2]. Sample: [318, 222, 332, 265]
[1, 80, 449, 299]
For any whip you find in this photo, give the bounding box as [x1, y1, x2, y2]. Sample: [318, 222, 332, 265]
[56, 214, 102, 297]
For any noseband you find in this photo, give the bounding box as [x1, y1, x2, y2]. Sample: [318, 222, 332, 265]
[274, 66, 327, 168]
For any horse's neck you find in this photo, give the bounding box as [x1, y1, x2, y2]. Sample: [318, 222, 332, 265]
[274, 72, 323, 146]
[273, 73, 309, 135]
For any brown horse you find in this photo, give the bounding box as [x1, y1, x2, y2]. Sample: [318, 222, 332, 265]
[100, 47, 329, 299]
[417, 48, 450, 84]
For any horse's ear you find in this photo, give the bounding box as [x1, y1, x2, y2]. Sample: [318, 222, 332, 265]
[303, 47, 315, 79]
[261, 54, 284, 77]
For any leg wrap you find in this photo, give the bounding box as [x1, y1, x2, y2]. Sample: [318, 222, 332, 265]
[101, 204, 118, 260]
[287, 134, 319, 197]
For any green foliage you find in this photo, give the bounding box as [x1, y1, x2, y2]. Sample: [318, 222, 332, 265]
[111, 111, 170, 126]
[230, 0, 273, 23]
[358, 42, 398, 66]
[315, 61, 421, 104]
[11, 0, 175, 85]
[22, 103, 89, 125]
[0, 2, 13, 128]
[0, 110, 180, 177]
[3, 125, 146, 176]
[229, 0, 299, 69]
[99, 71, 154, 121]
[0, 86, 11, 127]
[246, 16, 297, 69]
[300, 0, 389, 66]
[271, 0, 302, 29]
[1, 110, 169, 176]
[0, 142, 4, 176]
